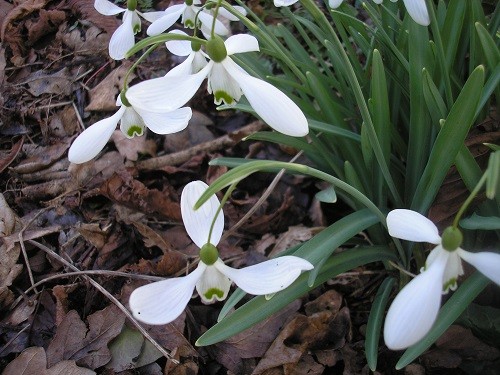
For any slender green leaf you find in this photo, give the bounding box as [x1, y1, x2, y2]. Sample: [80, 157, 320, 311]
[315, 185, 337, 203]
[366, 277, 395, 371]
[411, 66, 485, 213]
[460, 213, 500, 230]
[197, 246, 397, 346]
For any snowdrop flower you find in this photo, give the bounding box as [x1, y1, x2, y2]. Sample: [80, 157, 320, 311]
[68, 92, 192, 164]
[126, 34, 309, 137]
[146, 0, 243, 37]
[129, 181, 313, 325]
[94, 0, 164, 60]
[274, 0, 429, 26]
[383, 209, 500, 350]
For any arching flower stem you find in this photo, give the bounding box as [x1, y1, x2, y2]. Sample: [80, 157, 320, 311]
[453, 173, 488, 229]
[207, 182, 237, 246]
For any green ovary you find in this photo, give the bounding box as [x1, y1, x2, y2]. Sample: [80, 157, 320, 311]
[204, 288, 224, 300]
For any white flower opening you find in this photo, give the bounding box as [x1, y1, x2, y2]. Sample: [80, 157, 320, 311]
[383, 209, 500, 350]
[126, 34, 309, 137]
[129, 180, 314, 325]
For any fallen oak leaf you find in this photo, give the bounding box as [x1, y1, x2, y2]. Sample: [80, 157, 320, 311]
[46, 305, 125, 369]
[0, 136, 24, 174]
[2, 346, 95, 375]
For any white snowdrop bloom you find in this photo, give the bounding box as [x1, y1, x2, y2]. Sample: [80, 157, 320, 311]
[146, 0, 232, 37]
[94, 0, 164, 60]
[68, 93, 192, 164]
[129, 181, 314, 325]
[383, 209, 500, 350]
[274, 0, 428, 26]
[126, 34, 309, 137]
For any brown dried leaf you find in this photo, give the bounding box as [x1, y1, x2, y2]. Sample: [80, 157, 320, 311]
[111, 131, 157, 162]
[0, 0, 49, 39]
[25, 9, 65, 45]
[0, 193, 22, 308]
[60, 23, 110, 55]
[214, 300, 301, 374]
[0, 137, 24, 174]
[86, 64, 135, 112]
[14, 140, 71, 174]
[99, 170, 181, 220]
[268, 225, 321, 257]
[2, 346, 95, 375]
[253, 307, 351, 375]
[63, 0, 119, 35]
[26, 68, 74, 97]
[0, 0, 14, 31]
[46, 305, 126, 369]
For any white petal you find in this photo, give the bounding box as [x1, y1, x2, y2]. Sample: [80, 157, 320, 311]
[384, 250, 448, 350]
[198, 11, 228, 36]
[68, 107, 124, 164]
[129, 263, 206, 325]
[196, 262, 232, 303]
[225, 34, 260, 55]
[119, 107, 146, 138]
[146, 4, 185, 36]
[215, 256, 313, 295]
[373, 0, 383, 4]
[402, 0, 430, 26]
[181, 180, 224, 248]
[217, 6, 246, 21]
[136, 107, 192, 134]
[386, 209, 441, 244]
[425, 246, 463, 293]
[458, 249, 500, 286]
[109, 11, 135, 60]
[126, 63, 211, 112]
[94, 0, 124, 15]
[139, 10, 167, 24]
[182, 6, 199, 28]
[223, 58, 309, 137]
[208, 62, 242, 105]
[329, 0, 344, 8]
[166, 53, 197, 77]
[165, 30, 192, 56]
[274, 0, 299, 6]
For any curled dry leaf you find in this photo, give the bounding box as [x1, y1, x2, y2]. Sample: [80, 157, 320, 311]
[26, 68, 74, 97]
[46, 305, 126, 369]
[2, 346, 95, 375]
[0, 193, 22, 308]
[14, 139, 71, 174]
[25, 9, 66, 45]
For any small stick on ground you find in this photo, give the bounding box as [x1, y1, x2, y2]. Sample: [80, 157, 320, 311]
[27, 239, 178, 363]
[136, 121, 264, 170]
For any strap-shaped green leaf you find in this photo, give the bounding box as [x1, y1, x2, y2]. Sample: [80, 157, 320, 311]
[196, 246, 397, 346]
[411, 66, 485, 213]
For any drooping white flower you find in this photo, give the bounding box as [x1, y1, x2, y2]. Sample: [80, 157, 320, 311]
[383, 209, 500, 350]
[126, 34, 309, 137]
[273, 0, 429, 26]
[68, 94, 192, 164]
[129, 180, 313, 325]
[94, 0, 164, 60]
[146, 0, 245, 37]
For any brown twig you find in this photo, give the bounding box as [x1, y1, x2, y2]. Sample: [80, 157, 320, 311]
[27, 239, 178, 363]
[136, 121, 264, 170]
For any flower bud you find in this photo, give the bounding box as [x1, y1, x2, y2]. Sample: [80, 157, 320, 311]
[206, 35, 227, 63]
[441, 227, 463, 251]
[200, 243, 219, 265]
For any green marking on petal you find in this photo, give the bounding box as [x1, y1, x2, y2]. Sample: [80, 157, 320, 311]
[213, 91, 235, 105]
[127, 125, 144, 137]
[133, 23, 141, 34]
[204, 288, 224, 300]
[184, 19, 195, 29]
[443, 277, 458, 293]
